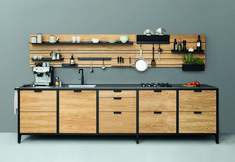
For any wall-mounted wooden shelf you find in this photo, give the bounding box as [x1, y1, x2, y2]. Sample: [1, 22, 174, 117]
[32, 58, 64, 61]
[62, 64, 78, 67]
[31, 41, 134, 44]
[29, 34, 206, 68]
[171, 50, 205, 54]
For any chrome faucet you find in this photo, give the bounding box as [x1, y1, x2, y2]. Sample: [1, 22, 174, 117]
[78, 69, 84, 85]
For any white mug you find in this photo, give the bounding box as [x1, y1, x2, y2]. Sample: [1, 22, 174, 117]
[49, 35, 59, 43]
[31, 36, 37, 43]
[77, 36, 81, 43]
[33, 56, 38, 60]
[37, 33, 43, 43]
[38, 55, 42, 60]
[72, 36, 76, 43]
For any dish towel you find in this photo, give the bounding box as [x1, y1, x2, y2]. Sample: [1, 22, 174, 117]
[14, 90, 18, 115]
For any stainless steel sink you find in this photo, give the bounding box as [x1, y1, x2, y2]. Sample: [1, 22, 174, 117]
[68, 85, 96, 88]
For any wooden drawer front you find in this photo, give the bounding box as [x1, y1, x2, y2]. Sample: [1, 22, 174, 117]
[179, 90, 216, 111]
[99, 97, 136, 111]
[20, 90, 57, 111]
[20, 112, 56, 133]
[99, 90, 136, 98]
[99, 112, 136, 133]
[139, 90, 176, 111]
[139, 112, 176, 133]
[179, 112, 216, 133]
[59, 90, 96, 133]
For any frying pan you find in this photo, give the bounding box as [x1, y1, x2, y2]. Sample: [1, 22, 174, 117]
[135, 46, 148, 72]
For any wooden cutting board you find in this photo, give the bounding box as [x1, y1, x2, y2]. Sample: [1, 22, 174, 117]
[182, 85, 197, 87]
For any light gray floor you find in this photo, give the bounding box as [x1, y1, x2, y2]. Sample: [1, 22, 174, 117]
[0, 133, 234, 162]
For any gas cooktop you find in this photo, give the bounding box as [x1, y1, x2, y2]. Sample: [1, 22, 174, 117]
[140, 83, 172, 88]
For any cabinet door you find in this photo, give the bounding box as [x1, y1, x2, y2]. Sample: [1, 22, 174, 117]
[59, 90, 96, 133]
[20, 90, 57, 111]
[179, 112, 216, 133]
[20, 112, 56, 133]
[139, 90, 176, 111]
[139, 112, 176, 133]
[179, 90, 216, 111]
[99, 112, 136, 133]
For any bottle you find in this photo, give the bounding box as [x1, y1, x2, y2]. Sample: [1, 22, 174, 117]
[183, 40, 187, 52]
[70, 54, 74, 65]
[178, 39, 182, 51]
[55, 77, 59, 86]
[174, 39, 177, 51]
[197, 35, 201, 51]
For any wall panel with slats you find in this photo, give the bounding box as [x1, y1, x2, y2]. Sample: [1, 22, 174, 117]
[29, 34, 206, 68]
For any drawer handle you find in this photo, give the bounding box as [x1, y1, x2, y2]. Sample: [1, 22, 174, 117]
[113, 97, 122, 100]
[34, 90, 42, 92]
[194, 111, 202, 114]
[74, 90, 82, 92]
[154, 90, 162, 92]
[114, 90, 122, 92]
[154, 111, 162, 114]
[113, 112, 122, 114]
[194, 90, 202, 92]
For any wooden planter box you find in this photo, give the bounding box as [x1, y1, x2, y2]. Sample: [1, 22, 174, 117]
[182, 64, 205, 71]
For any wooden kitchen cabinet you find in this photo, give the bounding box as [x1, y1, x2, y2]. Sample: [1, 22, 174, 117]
[179, 112, 216, 133]
[179, 90, 217, 133]
[59, 90, 96, 133]
[139, 112, 176, 133]
[99, 112, 136, 133]
[20, 112, 56, 133]
[99, 90, 136, 133]
[139, 90, 176, 111]
[20, 90, 57, 133]
[139, 90, 177, 133]
[20, 90, 57, 111]
[179, 90, 216, 111]
[17, 87, 218, 144]
[179, 90, 217, 134]
[99, 97, 136, 111]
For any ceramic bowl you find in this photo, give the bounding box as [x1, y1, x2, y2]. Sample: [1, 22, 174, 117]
[120, 36, 129, 43]
[92, 38, 100, 43]
[108, 39, 118, 43]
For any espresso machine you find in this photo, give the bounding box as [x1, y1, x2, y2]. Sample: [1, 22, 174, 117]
[33, 67, 53, 86]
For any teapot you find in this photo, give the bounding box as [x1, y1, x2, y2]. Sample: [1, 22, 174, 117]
[49, 35, 59, 43]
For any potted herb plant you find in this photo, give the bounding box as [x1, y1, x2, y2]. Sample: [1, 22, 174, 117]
[182, 53, 205, 71]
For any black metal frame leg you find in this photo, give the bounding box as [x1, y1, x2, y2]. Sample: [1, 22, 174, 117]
[18, 134, 21, 144]
[215, 134, 219, 144]
[136, 134, 139, 144]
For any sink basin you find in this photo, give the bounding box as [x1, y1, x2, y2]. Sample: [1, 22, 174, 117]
[68, 85, 96, 88]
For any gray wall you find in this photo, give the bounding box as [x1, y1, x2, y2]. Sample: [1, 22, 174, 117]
[0, 0, 234, 132]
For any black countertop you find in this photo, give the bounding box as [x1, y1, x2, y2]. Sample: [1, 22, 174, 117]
[15, 84, 218, 90]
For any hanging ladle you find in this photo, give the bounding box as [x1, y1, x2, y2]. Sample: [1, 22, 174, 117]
[90, 61, 93, 73]
[151, 44, 156, 66]
[158, 44, 163, 61]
